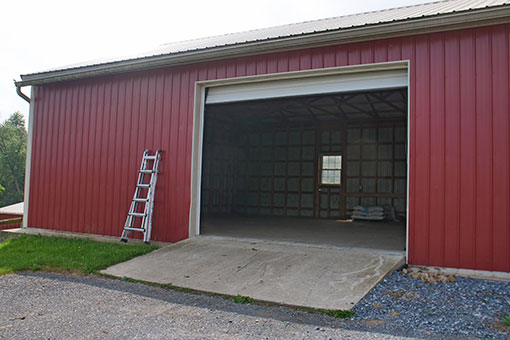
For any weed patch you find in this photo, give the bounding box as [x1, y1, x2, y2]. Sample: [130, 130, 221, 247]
[232, 295, 254, 304]
[324, 309, 355, 319]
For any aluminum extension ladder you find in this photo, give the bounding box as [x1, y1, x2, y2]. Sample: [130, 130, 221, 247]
[120, 149, 162, 243]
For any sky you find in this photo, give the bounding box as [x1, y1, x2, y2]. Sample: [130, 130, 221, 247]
[1, 0, 428, 124]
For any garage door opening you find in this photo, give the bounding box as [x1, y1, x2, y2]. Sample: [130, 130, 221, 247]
[188, 63, 409, 254]
[198, 84, 407, 253]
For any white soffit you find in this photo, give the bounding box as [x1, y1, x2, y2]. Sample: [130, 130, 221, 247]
[206, 69, 408, 104]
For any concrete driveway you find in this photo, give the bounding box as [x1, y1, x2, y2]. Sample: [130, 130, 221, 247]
[102, 236, 404, 310]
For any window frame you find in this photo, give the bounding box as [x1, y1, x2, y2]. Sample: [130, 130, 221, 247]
[318, 152, 343, 186]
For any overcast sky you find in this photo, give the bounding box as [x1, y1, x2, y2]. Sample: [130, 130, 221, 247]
[1, 0, 427, 124]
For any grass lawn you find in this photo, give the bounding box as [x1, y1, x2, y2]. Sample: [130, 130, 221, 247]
[0, 234, 157, 275]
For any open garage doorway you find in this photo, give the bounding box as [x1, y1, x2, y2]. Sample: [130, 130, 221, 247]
[191, 63, 409, 254]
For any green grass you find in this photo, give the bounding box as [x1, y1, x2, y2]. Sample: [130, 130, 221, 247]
[292, 306, 355, 319]
[232, 295, 254, 304]
[0, 234, 157, 275]
[324, 309, 355, 319]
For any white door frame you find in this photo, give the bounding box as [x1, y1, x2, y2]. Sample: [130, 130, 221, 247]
[189, 60, 410, 259]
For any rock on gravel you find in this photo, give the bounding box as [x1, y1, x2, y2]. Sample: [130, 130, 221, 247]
[349, 270, 510, 340]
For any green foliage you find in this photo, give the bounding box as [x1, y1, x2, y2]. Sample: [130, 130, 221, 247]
[0, 112, 27, 207]
[292, 306, 355, 319]
[232, 295, 254, 304]
[324, 309, 355, 319]
[502, 315, 510, 326]
[0, 234, 157, 275]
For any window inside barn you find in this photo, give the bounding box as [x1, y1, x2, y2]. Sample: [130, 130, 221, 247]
[321, 154, 342, 185]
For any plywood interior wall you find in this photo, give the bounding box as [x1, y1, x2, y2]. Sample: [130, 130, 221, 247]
[201, 118, 237, 214]
[201, 116, 407, 218]
[344, 123, 407, 215]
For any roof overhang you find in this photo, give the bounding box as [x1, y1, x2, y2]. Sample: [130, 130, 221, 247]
[16, 5, 510, 86]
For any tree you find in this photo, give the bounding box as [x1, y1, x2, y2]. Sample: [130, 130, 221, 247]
[0, 112, 27, 207]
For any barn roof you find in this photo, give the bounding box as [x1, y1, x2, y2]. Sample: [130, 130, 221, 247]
[0, 202, 23, 216]
[17, 0, 510, 85]
[143, 0, 510, 57]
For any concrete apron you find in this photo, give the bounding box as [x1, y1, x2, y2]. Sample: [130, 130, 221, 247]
[102, 236, 404, 310]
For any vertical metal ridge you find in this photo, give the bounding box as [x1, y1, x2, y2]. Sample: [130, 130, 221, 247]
[507, 24, 510, 273]
[98, 80, 111, 235]
[175, 71, 186, 240]
[488, 27, 494, 270]
[401, 36, 414, 264]
[86, 82, 99, 233]
[489, 25, 509, 271]
[43, 87, 56, 229]
[178, 69, 192, 241]
[112, 78, 126, 236]
[444, 30, 462, 269]
[93, 81, 106, 235]
[159, 72, 172, 240]
[53, 87, 65, 230]
[431, 34, 447, 267]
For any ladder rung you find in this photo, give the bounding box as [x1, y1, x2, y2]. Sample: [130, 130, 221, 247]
[128, 212, 145, 217]
[124, 227, 145, 232]
[122, 149, 161, 243]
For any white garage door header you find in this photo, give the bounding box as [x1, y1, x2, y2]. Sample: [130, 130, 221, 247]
[206, 69, 408, 104]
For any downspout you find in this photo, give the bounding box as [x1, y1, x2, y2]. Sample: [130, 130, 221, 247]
[15, 81, 31, 103]
[14, 82, 33, 229]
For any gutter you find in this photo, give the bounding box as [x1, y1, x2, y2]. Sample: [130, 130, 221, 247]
[14, 5, 510, 87]
[15, 81, 31, 103]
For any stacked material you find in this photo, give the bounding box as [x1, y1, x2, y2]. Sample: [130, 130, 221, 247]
[351, 206, 385, 221]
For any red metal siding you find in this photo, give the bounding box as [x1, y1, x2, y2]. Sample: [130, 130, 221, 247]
[28, 24, 510, 272]
[0, 213, 22, 230]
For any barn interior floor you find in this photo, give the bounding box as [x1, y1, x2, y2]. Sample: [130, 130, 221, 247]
[200, 215, 406, 252]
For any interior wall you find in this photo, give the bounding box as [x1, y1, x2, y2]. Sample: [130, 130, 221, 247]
[317, 128, 345, 218]
[344, 122, 407, 215]
[201, 116, 407, 219]
[234, 128, 317, 217]
[200, 117, 238, 214]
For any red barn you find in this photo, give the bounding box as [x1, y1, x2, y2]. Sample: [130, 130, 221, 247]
[0, 202, 23, 230]
[15, 0, 510, 273]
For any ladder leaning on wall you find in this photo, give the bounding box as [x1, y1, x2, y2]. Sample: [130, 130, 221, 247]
[120, 149, 162, 243]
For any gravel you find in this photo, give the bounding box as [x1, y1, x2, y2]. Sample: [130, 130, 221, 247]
[348, 270, 510, 339]
[0, 272, 411, 340]
[1, 271, 509, 339]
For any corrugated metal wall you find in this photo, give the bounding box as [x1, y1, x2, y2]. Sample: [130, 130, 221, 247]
[28, 24, 510, 272]
[0, 213, 23, 230]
